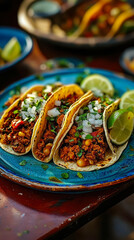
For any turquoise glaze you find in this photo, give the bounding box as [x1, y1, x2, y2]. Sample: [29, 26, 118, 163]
[0, 68, 134, 191]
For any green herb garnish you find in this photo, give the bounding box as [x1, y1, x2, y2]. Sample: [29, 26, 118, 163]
[69, 139, 74, 142]
[77, 113, 87, 121]
[77, 172, 84, 179]
[75, 132, 79, 137]
[49, 176, 62, 183]
[77, 125, 83, 130]
[85, 134, 93, 139]
[78, 140, 82, 147]
[41, 164, 48, 170]
[19, 160, 27, 166]
[61, 172, 69, 179]
[77, 149, 83, 157]
[13, 110, 19, 114]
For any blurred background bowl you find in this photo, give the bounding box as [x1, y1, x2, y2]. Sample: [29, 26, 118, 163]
[0, 26, 33, 72]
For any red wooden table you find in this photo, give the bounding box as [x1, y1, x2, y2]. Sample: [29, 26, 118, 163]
[0, 1, 134, 239]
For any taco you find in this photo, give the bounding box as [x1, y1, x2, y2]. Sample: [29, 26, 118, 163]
[0, 83, 62, 155]
[54, 0, 133, 39]
[32, 84, 84, 163]
[53, 92, 128, 171]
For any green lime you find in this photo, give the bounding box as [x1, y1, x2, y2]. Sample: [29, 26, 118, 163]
[80, 74, 114, 96]
[108, 109, 128, 129]
[108, 111, 134, 145]
[1, 37, 21, 62]
[120, 90, 134, 113]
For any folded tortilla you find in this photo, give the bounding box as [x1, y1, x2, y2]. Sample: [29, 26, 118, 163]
[53, 93, 127, 171]
[32, 84, 84, 163]
[0, 84, 62, 155]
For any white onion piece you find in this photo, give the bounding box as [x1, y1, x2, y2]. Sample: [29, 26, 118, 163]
[47, 108, 60, 117]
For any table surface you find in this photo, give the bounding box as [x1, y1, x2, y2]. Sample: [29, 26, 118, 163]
[0, 1, 134, 239]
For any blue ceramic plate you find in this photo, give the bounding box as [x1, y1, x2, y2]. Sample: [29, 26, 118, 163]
[0, 68, 134, 192]
[0, 27, 33, 72]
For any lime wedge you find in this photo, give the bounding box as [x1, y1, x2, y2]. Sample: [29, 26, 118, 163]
[108, 109, 128, 129]
[120, 90, 134, 113]
[80, 74, 114, 96]
[1, 37, 21, 62]
[108, 110, 134, 145]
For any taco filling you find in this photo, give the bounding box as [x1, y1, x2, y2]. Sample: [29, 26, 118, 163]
[34, 93, 80, 160]
[59, 96, 114, 167]
[0, 83, 62, 154]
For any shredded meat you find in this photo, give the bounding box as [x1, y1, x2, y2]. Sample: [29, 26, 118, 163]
[59, 126, 108, 167]
[35, 93, 79, 160]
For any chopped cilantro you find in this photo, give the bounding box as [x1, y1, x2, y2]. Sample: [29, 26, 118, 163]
[77, 172, 84, 178]
[85, 134, 93, 139]
[41, 164, 48, 170]
[49, 176, 62, 183]
[44, 93, 49, 100]
[19, 160, 27, 166]
[61, 105, 67, 109]
[63, 109, 68, 114]
[13, 110, 19, 114]
[77, 149, 83, 157]
[77, 125, 83, 130]
[47, 116, 56, 122]
[100, 96, 105, 102]
[83, 106, 89, 111]
[75, 132, 79, 137]
[69, 139, 74, 142]
[61, 172, 69, 179]
[78, 140, 82, 147]
[77, 113, 87, 121]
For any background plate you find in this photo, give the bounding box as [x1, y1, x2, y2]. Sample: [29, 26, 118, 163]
[18, 0, 134, 50]
[0, 68, 134, 192]
[0, 27, 33, 72]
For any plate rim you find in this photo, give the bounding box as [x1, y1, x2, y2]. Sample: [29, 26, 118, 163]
[0, 67, 134, 192]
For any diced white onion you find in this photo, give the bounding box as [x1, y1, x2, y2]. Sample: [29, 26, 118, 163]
[83, 120, 91, 128]
[47, 108, 60, 117]
[43, 85, 52, 93]
[55, 100, 61, 106]
[95, 113, 101, 119]
[83, 126, 92, 133]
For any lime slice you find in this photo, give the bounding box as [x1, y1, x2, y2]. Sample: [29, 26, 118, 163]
[108, 109, 128, 129]
[120, 90, 134, 113]
[108, 110, 134, 145]
[1, 37, 21, 62]
[80, 74, 114, 96]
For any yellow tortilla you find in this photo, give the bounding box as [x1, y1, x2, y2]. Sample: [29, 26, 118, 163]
[53, 94, 128, 171]
[32, 84, 84, 163]
[0, 86, 48, 155]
